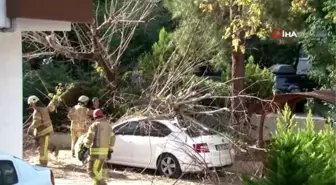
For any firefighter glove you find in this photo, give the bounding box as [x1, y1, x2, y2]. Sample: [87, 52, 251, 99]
[107, 150, 113, 160]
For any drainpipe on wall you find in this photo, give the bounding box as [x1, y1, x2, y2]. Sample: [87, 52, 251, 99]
[0, 0, 14, 32]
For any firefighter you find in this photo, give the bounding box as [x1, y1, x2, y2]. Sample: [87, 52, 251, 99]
[68, 95, 91, 157]
[92, 97, 100, 109]
[27, 95, 56, 167]
[79, 109, 115, 185]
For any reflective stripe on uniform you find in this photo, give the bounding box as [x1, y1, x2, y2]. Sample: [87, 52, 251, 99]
[33, 116, 41, 120]
[36, 125, 53, 137]
[111, 132, 115, 137]
[40, 136, 49, 160]
[93, 160, 103, 181]
[90, 148, 109, 155]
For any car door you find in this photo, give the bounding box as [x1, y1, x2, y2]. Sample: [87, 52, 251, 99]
[129, 121, 151, 167]
[147, 121, 173, 161]
[112, 121, 141, 165]
[131, 121, 172, 168]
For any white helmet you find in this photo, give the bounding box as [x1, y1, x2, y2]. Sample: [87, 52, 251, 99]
[27, 95, 39, 104]
[78, 95, 89, 103]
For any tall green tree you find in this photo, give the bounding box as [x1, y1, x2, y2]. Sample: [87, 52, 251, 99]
[292, 0, 336, 88]
[165, 0, 296, 123]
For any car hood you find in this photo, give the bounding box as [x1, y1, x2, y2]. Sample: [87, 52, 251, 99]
[32, 165, 50, 171]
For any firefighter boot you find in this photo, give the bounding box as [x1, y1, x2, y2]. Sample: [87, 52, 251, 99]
[92, 178, 107, 185]
[97, 179, 107, 185]
[51, 145, 59, 160]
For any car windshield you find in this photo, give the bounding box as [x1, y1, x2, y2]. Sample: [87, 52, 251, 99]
[177, 119, 216, 137]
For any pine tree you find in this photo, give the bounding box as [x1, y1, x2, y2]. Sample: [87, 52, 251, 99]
[243, 105, 336, 185]
[164, 0, 297, 124]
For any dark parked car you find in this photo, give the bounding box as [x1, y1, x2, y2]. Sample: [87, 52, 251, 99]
[269, 64, 318, 93]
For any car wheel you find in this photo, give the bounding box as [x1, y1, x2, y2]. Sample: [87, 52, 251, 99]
[157, 153, 182, 178]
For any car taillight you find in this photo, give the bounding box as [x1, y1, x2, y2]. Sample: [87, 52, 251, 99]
[50, 170, 55, 185]
[193, 143, 209, 153]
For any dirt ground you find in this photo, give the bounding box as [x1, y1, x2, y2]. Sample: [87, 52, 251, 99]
[24, 149, 246, 185]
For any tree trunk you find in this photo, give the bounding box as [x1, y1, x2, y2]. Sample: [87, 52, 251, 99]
[231, 47, 245, 126]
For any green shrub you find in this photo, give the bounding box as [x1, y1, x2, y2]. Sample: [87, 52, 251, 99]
[221, 56, 274, 98]
[244, 56, 274, 98]
[243, 104, 336, 185]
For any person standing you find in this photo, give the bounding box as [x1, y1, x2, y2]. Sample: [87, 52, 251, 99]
[68, 95, 91, 157]
[92, 97, 100, 109]
[27, 95, 56, 167]
[79, 109, 115, 185]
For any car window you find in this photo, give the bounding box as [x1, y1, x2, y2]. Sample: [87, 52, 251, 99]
[0, 160, 18, 185]
[141, 121, 172, 137]
[177, 119, 216, 137]
[113, 121, 140, 136]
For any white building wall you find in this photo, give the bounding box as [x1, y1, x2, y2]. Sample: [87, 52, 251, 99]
[0, 18, 70, 159]
[0, 31, 23, 158]
[16, 18, 71, 31]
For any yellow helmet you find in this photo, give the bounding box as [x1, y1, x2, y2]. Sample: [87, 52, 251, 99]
[27, 95, 39, 104]
[78, 95, 89, 103]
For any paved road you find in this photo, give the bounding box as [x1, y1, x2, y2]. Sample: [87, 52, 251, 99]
[26, 150, 242, 185]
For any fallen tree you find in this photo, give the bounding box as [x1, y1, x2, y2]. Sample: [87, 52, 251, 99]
[22, 1, 276, 182]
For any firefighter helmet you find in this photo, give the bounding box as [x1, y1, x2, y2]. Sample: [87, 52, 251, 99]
[78, 95, 89, 103]
[93, 109, 104, 119]
[27, 95, 39, 104]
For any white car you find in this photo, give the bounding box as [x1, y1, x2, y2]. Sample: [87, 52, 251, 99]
[106, 117, 235, 178]
[0, 154, 55, 185]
